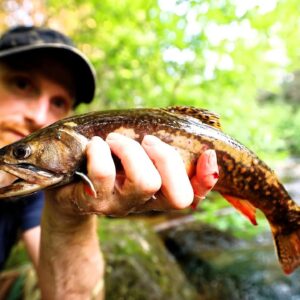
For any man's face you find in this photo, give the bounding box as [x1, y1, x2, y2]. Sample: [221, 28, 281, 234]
[0, 61, 74, 148]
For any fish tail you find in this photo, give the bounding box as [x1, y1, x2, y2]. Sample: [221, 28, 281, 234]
[272, 224, 300, 274]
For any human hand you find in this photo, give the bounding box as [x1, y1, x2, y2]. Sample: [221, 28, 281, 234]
[47, 133, 219, 216]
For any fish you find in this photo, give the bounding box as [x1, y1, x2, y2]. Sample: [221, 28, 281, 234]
[0, 106, 299, 274]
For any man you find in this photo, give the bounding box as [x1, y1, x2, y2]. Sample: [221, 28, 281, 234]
[0, 26, 219, 299]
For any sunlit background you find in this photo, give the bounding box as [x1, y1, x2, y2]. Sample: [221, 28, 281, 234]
[2, 2, 300, 298]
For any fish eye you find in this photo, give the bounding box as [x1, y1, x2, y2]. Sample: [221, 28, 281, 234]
[12, 144, 32, 160]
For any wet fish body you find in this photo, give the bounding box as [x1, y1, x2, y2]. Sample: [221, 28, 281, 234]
[0, 106, 300, 274]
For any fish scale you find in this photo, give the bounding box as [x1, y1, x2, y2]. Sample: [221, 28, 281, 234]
[0, 106, 299, 274]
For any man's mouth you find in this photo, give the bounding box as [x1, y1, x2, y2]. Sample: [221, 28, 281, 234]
[7, 128, 28, 139]
[0, 129, 31, 148]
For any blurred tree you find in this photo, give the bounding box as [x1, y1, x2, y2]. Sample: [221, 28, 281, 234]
[0, 0, 46, 27]
[282, 71, 300, 106]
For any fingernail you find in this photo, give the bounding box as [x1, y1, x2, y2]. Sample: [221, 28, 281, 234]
[106, 132, 122, 142]
[205, 150, 219, 179]
[90, 136, 101, 142]
[142, 135, 160, 146]
[206, 149, 217, 167]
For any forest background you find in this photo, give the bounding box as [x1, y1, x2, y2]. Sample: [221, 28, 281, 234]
[1, 0, 300, 235]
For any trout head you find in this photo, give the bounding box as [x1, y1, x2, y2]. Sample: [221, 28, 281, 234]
[0, 126, 88, 199]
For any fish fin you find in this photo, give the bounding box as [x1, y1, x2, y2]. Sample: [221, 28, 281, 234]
[272, 225, 300, 274]
[221, 194, 257, 225]
[164, 106, 222, 130]
[75, 171, 97, 198]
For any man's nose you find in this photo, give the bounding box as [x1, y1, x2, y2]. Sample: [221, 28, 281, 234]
[24, 97, 50, 130]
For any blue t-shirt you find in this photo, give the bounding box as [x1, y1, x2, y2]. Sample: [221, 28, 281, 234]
[0, 192, 44, 269]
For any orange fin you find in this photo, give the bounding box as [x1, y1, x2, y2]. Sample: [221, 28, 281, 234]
[222, 194, 257, 225]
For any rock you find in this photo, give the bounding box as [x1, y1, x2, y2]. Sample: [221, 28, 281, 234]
[159, 220, 300, 300]
[98, 218, 199, 300]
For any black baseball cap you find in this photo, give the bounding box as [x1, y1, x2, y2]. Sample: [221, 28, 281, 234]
[0, 26, 96, 107]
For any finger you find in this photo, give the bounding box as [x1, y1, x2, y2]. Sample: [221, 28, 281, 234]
[50, 137, 117, 214]
[106, 133, 162, 198]
[86, 136, 116, 195]
[142, 135, 194, 209]
[191, 149, 219, 208]
[130, 192, 169, 212]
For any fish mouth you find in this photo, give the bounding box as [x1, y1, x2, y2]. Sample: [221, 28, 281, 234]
[0, 163, 64, 199]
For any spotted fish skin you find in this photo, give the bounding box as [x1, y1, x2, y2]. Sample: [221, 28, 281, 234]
[0, 106, 299, 274]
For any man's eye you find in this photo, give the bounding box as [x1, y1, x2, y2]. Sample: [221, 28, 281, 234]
[52, 97, 68, 110]
[12, 76, 32, 91]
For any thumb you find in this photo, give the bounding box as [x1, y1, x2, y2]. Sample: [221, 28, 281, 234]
[190, 149, 219, 208]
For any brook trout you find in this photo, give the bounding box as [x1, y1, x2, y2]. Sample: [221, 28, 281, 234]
[0, 106, 299, 274]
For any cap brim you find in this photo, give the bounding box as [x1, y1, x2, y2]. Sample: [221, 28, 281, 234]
[0, 44, 96, 107]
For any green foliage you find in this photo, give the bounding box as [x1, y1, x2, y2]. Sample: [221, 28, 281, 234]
[4, 242, 30, 270]
[277, 106, 300, 156]
[52, 0, 299, 157]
